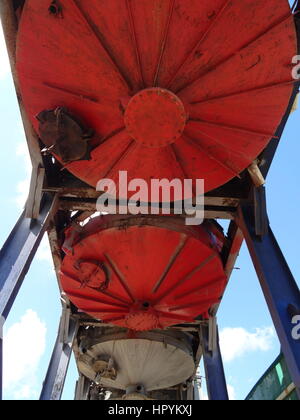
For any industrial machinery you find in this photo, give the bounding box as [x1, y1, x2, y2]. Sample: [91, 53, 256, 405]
[16, 0, 297, 198]
[75, 328, 197, 400]
[0, 0, 300, 401]
[60, 215, 227, 330]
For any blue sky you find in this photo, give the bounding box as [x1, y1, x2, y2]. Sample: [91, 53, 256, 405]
[0, 6, 299, 399]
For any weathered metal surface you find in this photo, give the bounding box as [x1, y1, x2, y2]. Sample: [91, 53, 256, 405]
[237, 205, 300, 397]
[40, 313, 79, 401]
[0, 193, 57, 320]
[0, 0, 299, 402]
[38, 107, 93, 163]
[253, 186, 269, 237]
[76, 330, 195, 392]
[247, 162, 265, 188]
[25, 165, 46, 219]
[223, 222, 244, 279]
[0, 317, 4, 401]
[0, 193, 57, 400]
[16, 0, 297, 199]
[0, 0, 45, 218]
[200, 323, 229, 401]
[60, 215, 227, 330]
[74, 375, 90, 401]
[124, 87, 186, 148]
[246, 354, 298, 401]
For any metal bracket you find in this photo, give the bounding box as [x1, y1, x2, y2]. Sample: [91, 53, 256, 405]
[193, 378, 200, 401]
[223, 221, 244, 278]
[0, 0, 44, 170]
[248, 161, 265, 188]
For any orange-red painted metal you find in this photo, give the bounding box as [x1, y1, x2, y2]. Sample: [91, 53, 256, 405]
[124, 88, 187, 148]
[59, 216, 227, 330]
[16, 0, 297, 198]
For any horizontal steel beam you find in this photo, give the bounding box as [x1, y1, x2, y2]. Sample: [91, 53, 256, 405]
[58, 199, 236, 220]
[44, 186, 240, 208]
[44, 187, 240, 207]
[237, 205, 300, 397]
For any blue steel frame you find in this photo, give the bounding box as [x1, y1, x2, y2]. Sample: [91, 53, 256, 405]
[0, 193, 57, 400]
[40, 317, 78, 401]
[237, 205, 300, 399]
[0, 0, 299, 403]
[201, 325, 229, 400]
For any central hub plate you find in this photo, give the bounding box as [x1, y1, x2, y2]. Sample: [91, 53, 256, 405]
[124, 88, 186, 148]
[125, 311, 159, 331]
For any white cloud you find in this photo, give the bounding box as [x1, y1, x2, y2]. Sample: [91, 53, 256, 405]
[15, 142, 32, 208]
[3, 310, 47, 400]
[220, 326, 275, 363]
[14, 384, 38, 400]
[0, 24, 11, 80]
[199, 389, 208, 400]
[227, 384, 236, 401]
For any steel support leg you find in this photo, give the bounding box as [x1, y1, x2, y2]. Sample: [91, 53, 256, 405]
[0, 193, 57, 319]
[75, 375, 91, 401]
[0, 318, 3, 401]
[0, 193, 57, 400]
[40, 312, 78, 401]
[237, 205, 300, 397]
[193, 379, 200, 401]
[201, 324, 229, 401]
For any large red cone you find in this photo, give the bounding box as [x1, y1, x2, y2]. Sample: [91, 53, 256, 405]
[17, 0, 297, 198]
[59, 216, 227, 330]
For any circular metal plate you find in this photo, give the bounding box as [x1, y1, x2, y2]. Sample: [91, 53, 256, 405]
[124, 88, 186, 148]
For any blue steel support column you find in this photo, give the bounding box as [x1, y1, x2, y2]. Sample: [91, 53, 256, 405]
[193, 379, 200, 401]
[75, 375, 91, 400]
[0, 193, 57, 320]
[201, 325, 229, 401]
[40, 317, 78, 401]
[0, 317, 3, 401]
[0, 193, 57, 400]
[237, 205, 300, 398]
